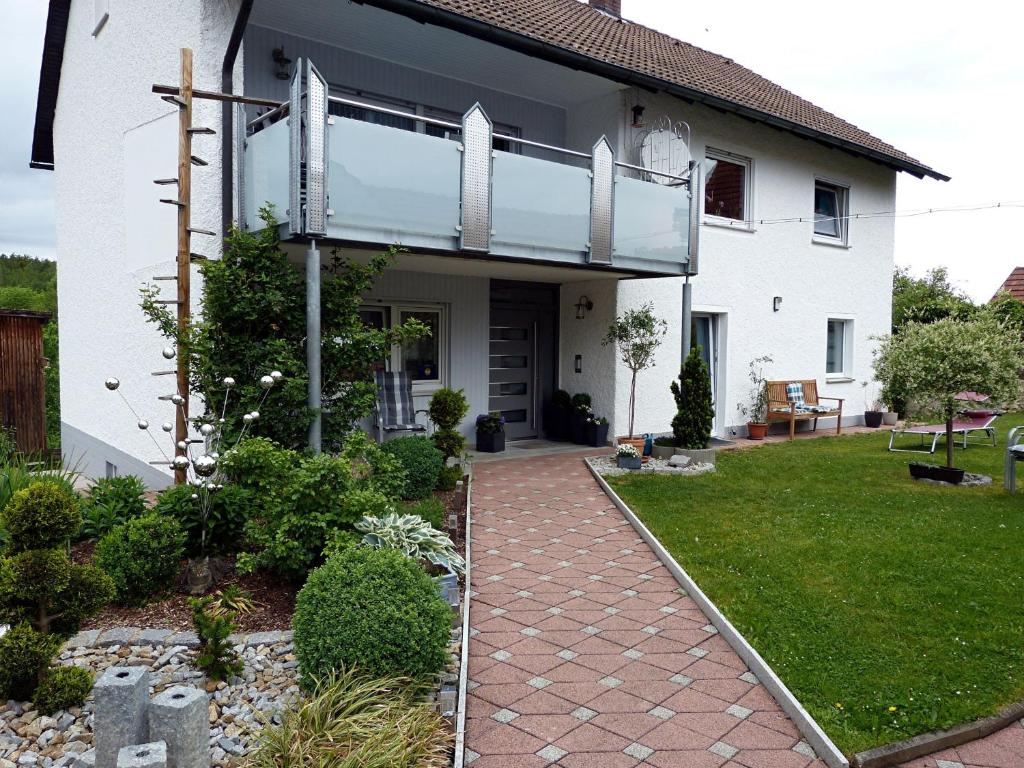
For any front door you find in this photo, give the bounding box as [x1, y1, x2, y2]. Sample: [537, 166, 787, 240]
[489, 309, 538, 440]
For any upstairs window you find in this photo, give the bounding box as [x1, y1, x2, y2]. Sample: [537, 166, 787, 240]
[704, 149, 751, 224]
[814, 181, 849, 244]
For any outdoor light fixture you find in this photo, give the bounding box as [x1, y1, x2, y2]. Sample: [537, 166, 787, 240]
[631, 104, 646, 128]
[575, 295, 594, 320]
[575, 355, 582, 374]
[272, 47, 292, 80]
[773, 296, 783, 312]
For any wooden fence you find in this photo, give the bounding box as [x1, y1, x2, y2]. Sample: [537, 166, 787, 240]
[0, 310, 52, 455]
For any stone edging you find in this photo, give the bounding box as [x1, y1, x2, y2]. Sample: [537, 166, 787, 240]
[851, 699, 1024, 768]
[453, 476, 473, 768]
[63, 628, 292, 651]
[585, 458, 850, 768]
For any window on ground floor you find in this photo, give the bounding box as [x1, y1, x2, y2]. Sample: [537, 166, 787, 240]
[356, 303, 446, 386]
[814, 180, 850, 244]
[826, 318, 853, 377]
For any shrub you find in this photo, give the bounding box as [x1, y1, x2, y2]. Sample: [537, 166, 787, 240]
[355, 512, 464, 575]
[340, 431, 407, 501]
[244, 668, 451, 768]
[80, 476, 147, 540]
[293, 548, 451, 684]
[190, 597, 243, 682]
[381, 437, 443, 500]
[428, 389, 468, 463]
[153, 482, 251, 556]
[48, 564, 115, 637]
[0, 623, 61, 701]
[33, 666, 93, 714]
[94, 514, 185, 606]
[406, 497, 444, 529]
[552, 389, 571, 409]
[435, 464, 463, 492]
[571, 393, 592, 412]
[0, 483, 80, 552]
[670, 346, 715, 450]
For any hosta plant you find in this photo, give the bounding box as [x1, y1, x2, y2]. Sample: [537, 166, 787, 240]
[355, 512, 465, 575]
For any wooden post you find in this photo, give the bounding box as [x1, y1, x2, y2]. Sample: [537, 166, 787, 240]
[174, 48, 193, 485]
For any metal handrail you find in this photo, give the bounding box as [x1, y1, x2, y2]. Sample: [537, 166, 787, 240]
[615, 159, 691, 183]
[247, 101, 289, 129]
[327, 94, 462, 131]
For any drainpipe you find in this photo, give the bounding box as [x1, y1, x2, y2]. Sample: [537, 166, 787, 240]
[681, 275, 692, 362]
[307, 240, 322, 454]
[221, 0, 254, 238]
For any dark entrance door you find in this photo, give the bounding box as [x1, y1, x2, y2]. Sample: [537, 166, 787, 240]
[489, 281, 558, 441]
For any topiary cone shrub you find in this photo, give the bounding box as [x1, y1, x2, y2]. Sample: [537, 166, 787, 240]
[670, 346, 715, 450]
[292, 547, 451, 688]
[0, 482, 114, 707]
[428, 388, 469, 464]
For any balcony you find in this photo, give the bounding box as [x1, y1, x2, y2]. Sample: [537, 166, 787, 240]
[240, 60, 697, 277]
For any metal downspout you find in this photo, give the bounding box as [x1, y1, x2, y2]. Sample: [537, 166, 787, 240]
[307, 240, 322, 454]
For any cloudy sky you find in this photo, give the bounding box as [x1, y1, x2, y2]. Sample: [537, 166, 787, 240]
[3, 0, 1022, 301]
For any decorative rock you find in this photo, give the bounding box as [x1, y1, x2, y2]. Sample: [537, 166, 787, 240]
[95, 630, 138, 648]
[162, 634, 198, 650]
[133, 631, 171, 647]
[94, 668, 149, 768]
[148, 688, 207, 768]
[667, 454, 692, 468]
[62, 632, 100, 651]
[72, 751, 95, 768]
[115, 743, 165, 768]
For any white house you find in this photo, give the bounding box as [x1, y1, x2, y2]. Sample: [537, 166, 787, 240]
[30, 0, 946, 485]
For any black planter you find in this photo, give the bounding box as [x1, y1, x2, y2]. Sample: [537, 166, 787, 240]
[570, 411, 588, 444]
[586, 422, 610, 447]
[544, 404, 570, 441]
[864, 410, 883, 428]
[909, 462, 965, 484]
[476, 430, 506, 453]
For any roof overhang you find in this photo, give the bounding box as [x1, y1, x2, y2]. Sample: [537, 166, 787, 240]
[30, 0, 70, 171]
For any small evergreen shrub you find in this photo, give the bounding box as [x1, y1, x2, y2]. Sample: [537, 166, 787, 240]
[33, 665, 93, 714]
[435, 465, 463, 492]
[293, 547, 451, 685]
[670, 346, 715, 449]
[407, 497, 445, 529]
[381, 437, 443, 500]
[571, 393, 592, 412]
[0, 623, 61, 701]
[0, 483, 80, 551]
[153, 483, 252, 556]
[428, 389, 468, 463]
[94, 514, 185, 606]
[80, 476, 147, 539]
[190, 597, 243, 682]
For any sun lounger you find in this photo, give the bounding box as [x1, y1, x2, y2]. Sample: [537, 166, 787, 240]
[888, 410, 999, 454]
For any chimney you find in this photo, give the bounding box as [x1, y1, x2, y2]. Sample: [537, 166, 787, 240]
[590, 0, 621, 17]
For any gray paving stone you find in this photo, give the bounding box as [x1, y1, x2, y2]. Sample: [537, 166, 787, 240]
[623, 743, 653, 760]
[709, 741, 738, 760]
[535, 745, 567, 762]
[96, 628, 139, 647]
[571, 706, 597, 721]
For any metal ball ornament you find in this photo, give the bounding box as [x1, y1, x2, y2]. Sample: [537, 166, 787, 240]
[104, 377, 120, 391]
[222, 377, 236, 389]
[171, 394, 185, 406]
[259, 375, 275, 390]
[199, 423, 216, 437]
[270, 370, 283, 382]
[171, 455, 191, 470]
[250, 411, 260, 421]
[137, 419, 149, 430]
[162, 347, 176, 360]
[177, 440, 188, 451]
[161, 422, 173, 433]
[242, 413, 254, 425]
[193, 455, 218, 478]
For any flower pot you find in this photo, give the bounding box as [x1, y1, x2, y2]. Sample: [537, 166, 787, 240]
[909, 462, 965, 484]
[570, 412, 588, 444]
[545, 404, 570, 441]
[586, 422, 610, 447]
[651, 442, 677, 460]
[882, 411, 899, 426]
[617, 455, 642, 470]
[746, 422, 768, 440]
[476, 430, 505, 453]
[864, 410, 883, 428]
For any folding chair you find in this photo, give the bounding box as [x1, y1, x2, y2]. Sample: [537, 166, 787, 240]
[373, 370, 431, 443]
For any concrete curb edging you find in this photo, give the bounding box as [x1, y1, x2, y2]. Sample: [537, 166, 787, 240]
[453, 476, 473, 768]
[585, 458, 850, 768]
[851, 699, 1024, 768]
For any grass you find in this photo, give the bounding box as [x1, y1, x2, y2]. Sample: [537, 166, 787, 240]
[608, 416, 1024, 756]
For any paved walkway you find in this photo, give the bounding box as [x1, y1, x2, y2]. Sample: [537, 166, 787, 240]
[465, 452, 826, 768]
[897, 720, 1024, 768]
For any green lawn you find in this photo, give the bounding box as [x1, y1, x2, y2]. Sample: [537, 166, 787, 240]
[608, 416, 1024, 756]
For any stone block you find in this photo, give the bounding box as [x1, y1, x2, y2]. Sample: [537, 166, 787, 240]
[116, 742, 166, 768]
[94, 667, 149, 768]
[148, 687, 208, 768]
[668, 454, 692, 468]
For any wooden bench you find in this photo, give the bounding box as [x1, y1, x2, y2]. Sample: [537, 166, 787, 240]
[766, 380, 844, 440]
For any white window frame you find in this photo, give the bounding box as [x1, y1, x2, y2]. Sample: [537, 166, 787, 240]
[359, 301, 448, 395]
[703, 147, 754, 230]
[813, 179, 850, 246]
[825, 317, 854, 381]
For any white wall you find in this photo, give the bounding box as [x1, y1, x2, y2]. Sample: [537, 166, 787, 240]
[54, 0, 241, 482]
[558, 278, 619, 429]
[610, 96, 897, 436]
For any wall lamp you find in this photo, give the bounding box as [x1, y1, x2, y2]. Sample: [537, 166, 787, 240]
[575, 295, 594, 320]
[773, 296, 783, 312]
[272, 47, 292, 80]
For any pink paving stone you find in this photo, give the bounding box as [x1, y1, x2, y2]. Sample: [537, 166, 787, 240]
[465, 453, 814, 767]
[725, 720, 799, 750]
[732, 748, 815, 768]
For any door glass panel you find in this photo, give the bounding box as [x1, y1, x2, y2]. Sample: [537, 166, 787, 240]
[490, 382, 528, 396]
[491, 355, 527, 369]
[400, 310, 440, 381]
[502, 409, 527, 423]
[690, 317, 712, 369]
[490, 327, 529, 341]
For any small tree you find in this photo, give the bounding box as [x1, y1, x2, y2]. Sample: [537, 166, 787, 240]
[874, 316, 1023, 469]
[429, 388, 469, 462]
[670, 347, 715, 449]
[602, 304, 668, 438]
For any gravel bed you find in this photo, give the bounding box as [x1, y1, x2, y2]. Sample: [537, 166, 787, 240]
[589, 455, 716, 477]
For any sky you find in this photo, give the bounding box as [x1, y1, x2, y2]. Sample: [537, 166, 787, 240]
[2, 0, 1022, 301]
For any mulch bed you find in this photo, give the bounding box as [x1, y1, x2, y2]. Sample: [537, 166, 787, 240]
[74, 476, 471, 633]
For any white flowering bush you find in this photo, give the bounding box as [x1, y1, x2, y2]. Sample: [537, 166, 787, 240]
[616, 444, 640, 458]
[874, 316, 1024, 467]
[354, 512, 465, 575]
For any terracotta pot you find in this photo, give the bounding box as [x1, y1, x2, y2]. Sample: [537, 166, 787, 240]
[746, 422, 768, 440]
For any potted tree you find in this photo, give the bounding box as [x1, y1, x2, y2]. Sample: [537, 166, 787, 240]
[586, 414, 610, 447]
[861, 382, 884, 428]
[738, 356, 773, 439]
[874, 315, 1023, 484]
[616, 443, 642, 470]
[545, 389, 572, 441]
[879, 383, 900, 426]
[570, 393, 592, 444]
[475, 412, 506, 453]
[603, 303, 668, 457]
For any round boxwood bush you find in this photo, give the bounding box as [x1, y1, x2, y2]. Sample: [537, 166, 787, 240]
[93, 514, 185, 606]
[381, 437, 443, 500]
[293, 547, 451, 686]
[0, 623, 61, 701]
[0, 483, 80, 552]
[33, 665, 93, 714]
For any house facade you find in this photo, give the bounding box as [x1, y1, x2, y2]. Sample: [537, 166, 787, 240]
[31, 0, 945, 485]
